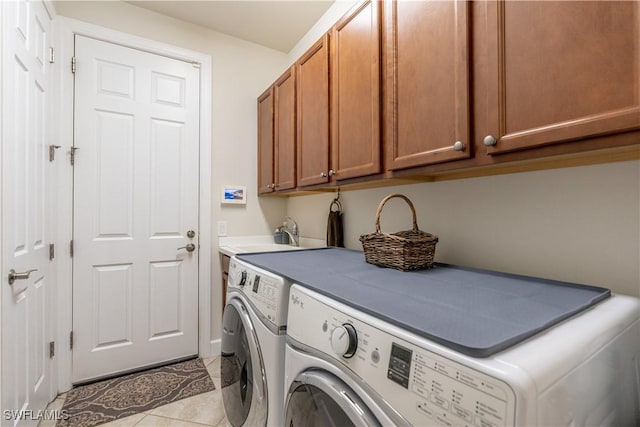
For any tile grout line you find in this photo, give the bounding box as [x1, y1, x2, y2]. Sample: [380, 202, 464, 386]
[139, 413, 218, 427]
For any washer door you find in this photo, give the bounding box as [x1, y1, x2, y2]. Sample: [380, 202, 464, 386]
[221, 298, 267, 427]
[285, 370, 380, 427]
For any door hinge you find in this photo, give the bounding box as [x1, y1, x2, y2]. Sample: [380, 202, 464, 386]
[49, 47, 55, 64]
[71, 56, 76, 73]
[49, 341, 55, 359]
[70, 146, 79, 165]
[49, 144, 61, 162]
[69, 240, 74, 257]
[49, 243, 55, 260]
[69, 331, 74, 350]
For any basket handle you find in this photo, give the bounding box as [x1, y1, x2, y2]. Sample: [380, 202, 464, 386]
[375, 194, 419, 233]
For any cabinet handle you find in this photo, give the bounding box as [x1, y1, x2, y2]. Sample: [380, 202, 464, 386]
[483, 135, 497, 147]
[453, 141, 465, 151]
[328, 169, 336, 177]
[320, 172, 328, 178]
[266, 184, 272, 189]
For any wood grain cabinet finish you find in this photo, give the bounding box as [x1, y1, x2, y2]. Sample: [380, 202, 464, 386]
[331, 0, 382, 180]
[482, 1, 640, 154]
[257, 88, 275, 194]
[274, 66, 297, 191]
[220, 254, 230, 314]
[384, 0, 471, 170]
[296, 35, 330, 187]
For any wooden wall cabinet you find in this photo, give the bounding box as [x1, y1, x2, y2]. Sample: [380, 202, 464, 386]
[258, 0, 639, 196]
[258, 67, 296, 194]
[257, 88, 275, 194]
[274, 66, 297, 191]
[220, 253, 230, 314]
[296, 35, 330, 187]
[331, 0, 382, 180]
[295, 0, 382, 189]
[384, 0, 471, 171]
[257, 67, 297, 194]
[479, 1, 640, 155]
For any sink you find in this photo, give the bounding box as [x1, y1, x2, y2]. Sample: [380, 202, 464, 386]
[219, 237, 325, 257]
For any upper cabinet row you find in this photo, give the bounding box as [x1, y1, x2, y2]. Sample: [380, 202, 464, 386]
[258, 0, 639, 194]
[259, 0, 381, 194]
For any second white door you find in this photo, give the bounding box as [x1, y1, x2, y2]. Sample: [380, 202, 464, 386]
[72, 36, 200, 383]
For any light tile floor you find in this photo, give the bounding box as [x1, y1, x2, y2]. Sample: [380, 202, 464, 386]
[40, 356, 229, 427]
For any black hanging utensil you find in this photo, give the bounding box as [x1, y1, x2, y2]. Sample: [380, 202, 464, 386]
[327, 190, 344, 247]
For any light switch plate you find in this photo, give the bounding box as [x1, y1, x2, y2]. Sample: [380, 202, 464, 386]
[217, 221, 228, 236]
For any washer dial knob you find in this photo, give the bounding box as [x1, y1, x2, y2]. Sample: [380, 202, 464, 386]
[330, 324, 358, 358]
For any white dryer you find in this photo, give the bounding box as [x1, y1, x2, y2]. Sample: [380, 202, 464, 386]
[285, 284, 640, 426]
[221, 257, 291, 426]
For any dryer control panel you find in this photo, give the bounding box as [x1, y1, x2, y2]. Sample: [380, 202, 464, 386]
[287, 285, 516, 427]
[228, 258, 289, 328]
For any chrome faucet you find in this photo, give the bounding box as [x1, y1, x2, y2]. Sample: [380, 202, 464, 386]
[283, 216, 299, 246]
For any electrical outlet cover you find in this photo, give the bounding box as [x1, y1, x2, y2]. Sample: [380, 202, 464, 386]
[217, 221, 228, 236]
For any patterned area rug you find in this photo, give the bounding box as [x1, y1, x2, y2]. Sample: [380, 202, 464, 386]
[58, 358, 215, 427]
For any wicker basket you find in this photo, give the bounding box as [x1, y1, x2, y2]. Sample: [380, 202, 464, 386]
[359, 194, 438, 271]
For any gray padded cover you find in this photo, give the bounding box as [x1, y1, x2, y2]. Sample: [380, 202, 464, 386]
[237, 248, 610, 357]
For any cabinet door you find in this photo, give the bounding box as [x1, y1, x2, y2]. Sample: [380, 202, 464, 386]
[385, 0, 471, 170]
[331, 0, 382, 180]
[274, 66, 297, 191]
[297, 35, 330, 187]
[483, 1, 640, 154]
[257, 87, 275, 194]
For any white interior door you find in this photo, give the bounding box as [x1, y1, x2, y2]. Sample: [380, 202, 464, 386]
[72, 35, 200, 383]
[1, 0, 54, 423]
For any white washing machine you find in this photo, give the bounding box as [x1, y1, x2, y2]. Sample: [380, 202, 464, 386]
[221, 257, 292, 426]
[285, 284, 640, 426]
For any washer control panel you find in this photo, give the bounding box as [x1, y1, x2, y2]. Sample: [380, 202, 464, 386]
[287, 286, 516, 427]
[228, 258, 288, 327]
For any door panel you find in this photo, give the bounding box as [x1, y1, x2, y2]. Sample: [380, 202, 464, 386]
[485, 1, 640, 154]
[332, 0, 381, 179]
[296, 35, 330, 187]
[95, 110, 134, 238]
[149, 261, 183, 339]
[385, 0, 471, 170]
[92, 264, 133, 349]
[73, 36, 200, 382]
[257, 88, 275, 194]
[2, 0, 54, 422]
[274, 67, 296, 191]
[150, 120, 184, 236]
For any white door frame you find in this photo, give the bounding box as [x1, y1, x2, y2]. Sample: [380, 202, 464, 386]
[54, 17, 212, 392]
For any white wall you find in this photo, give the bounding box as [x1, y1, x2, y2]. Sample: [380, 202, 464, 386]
[53, 0, 290, 342]
[288, 161, 640, 297]
[287, 0, 358, 62]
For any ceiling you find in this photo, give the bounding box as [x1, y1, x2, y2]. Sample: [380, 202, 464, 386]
[126, 0, 335, 53]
